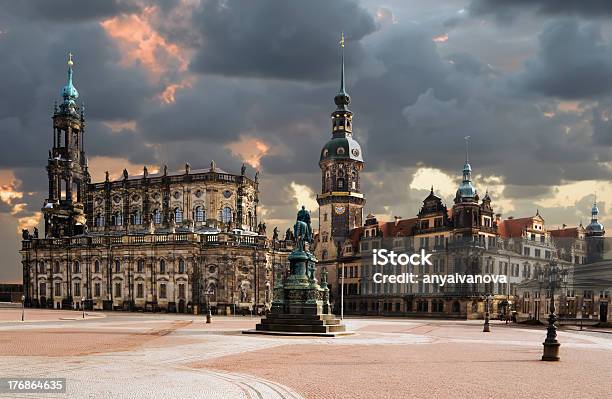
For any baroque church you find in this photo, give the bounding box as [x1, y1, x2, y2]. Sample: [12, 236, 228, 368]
[20, 55, 293, 314]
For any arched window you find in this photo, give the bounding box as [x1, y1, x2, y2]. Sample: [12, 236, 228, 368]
[73, 261, 80, 273]
[38, 261, 45, 273]
[194, 206, 205, 222]
[114, 260, 121, 273]
[132, 210, 141, 225]
[137, 259, 145, 273]
[221, 207, 232, 224]
[114, 212, 123, 226]
[54, 261, 60, 274]
[159, 259, 166, 274]
[94, 260, 100, 273]
[178, 258, 185, 273]
[207, 283, 217, 302]
[174, 208, 183, 223]
[153, 209, 162, 224]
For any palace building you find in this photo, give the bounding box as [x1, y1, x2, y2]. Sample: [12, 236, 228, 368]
[20, 55, 292, 314]
[311, 42, 608, 321]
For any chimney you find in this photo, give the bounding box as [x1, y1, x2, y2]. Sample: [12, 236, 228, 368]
[562, 224, 567, 229]
[394, 216, 401, 226]
[495, 213, 502, 223]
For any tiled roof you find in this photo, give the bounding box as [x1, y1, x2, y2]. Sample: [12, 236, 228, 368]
[550, 227, 580, 238]
[497, 217, 534, 238]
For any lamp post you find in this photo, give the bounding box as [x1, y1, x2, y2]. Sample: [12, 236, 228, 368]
[580, 304, 586, 331]
[21, 295, 25, 322]
[340, 266, 345, 320]
[483, 294, 492, 332]
[538, 260, 567, 361]
[81, 296, 85, 319]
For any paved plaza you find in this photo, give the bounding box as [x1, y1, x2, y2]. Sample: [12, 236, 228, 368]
[1, 309, 611, 398]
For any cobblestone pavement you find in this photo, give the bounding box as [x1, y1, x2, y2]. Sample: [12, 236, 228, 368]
[2, 310, 612, 398]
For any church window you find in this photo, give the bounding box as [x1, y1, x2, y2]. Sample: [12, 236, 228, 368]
[113, 212, 123, 226]
[160, 284, 167, 299]
[178, 258, 185, 274]
[54, 262, 60, 274]
[221, 207, 232, 224]
[194, 206, 205, 222]
[137, 259, 144, 273]
[174, 208, 183, 223]
[73, 261, 80, 273]
[132, 210, 141, 225]
[94, 260, 100, 273]
[95, 214, 105, 227]
[137, 284, 144, 298]
[159, 259, 166, 274]
[153, 209, 161, 224]
[114, 260, 121, 273]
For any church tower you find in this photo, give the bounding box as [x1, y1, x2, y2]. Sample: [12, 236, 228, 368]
[316, 34, 365, 261]
[452, 137, 482, 239]
[585, 196, 605, 263]
[42, 53, 90, 237]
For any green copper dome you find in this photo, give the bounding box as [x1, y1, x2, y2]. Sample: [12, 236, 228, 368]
[320, 136, 363, 163]
[61, 53, 79, 106]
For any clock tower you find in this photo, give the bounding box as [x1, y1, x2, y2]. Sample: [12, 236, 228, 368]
[316, 34, 365, 261]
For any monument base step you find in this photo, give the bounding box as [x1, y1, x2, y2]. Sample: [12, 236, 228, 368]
[242, 329, 354, 337]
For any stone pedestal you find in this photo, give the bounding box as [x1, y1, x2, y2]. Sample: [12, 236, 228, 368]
[244, 247, 350, 337]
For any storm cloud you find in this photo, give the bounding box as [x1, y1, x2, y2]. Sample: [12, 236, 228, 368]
[0, 0, 610, 282]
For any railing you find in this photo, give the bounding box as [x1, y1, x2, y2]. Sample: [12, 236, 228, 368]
[21, 231, 288, 251]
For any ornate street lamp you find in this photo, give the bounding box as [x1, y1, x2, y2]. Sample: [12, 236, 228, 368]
[482, 294, 492, 332]
[81, 296, 85, 319]
[538, 260, 568, 361]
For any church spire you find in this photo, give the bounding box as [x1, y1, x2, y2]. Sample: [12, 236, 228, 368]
[334, 32, 350, 110]
[455, 136, 477, 203]
[60, 52, 79, 113]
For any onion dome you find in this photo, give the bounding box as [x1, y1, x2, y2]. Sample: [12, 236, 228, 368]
[61, 53, 79, 107]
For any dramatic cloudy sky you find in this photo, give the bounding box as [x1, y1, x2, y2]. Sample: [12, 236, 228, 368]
[1, 0, 611, 282]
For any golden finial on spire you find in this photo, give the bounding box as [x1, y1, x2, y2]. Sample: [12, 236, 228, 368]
[339, 32, 345, 48]
[67, 52, 74, 66]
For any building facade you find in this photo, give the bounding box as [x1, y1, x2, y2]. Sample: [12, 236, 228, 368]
[310, 51, 605, 320]
[21, 56, 292, 314]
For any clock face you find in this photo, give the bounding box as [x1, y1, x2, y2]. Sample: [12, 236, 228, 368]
[334, 204, 346, 215]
